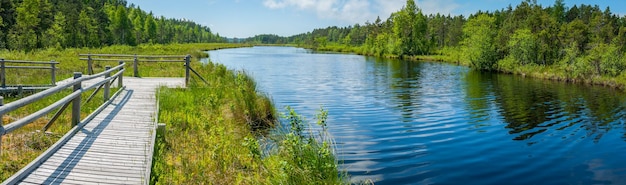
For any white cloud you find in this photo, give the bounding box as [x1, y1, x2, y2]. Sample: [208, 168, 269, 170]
[375, 0, 404, 18]
[262, 0, 460, 24]
[263, 0, 371, 22]
[416, 0, 459, 15]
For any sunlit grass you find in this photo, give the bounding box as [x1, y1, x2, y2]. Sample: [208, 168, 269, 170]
[0, 43, 248, 181]
[152, 61, 346, 184]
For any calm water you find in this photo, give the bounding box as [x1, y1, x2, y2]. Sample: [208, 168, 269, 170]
[206, 46, 626, 184]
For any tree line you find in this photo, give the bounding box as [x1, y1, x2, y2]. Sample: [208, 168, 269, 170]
[0, 0, 225, 51]
[247, 0, 626, 79]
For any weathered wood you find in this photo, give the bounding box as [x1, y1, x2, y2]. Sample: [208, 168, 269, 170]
[17, 85, 23, 98]
[1, 85, 127, 185]
[71, 73, 82, 127]
[118, 61, 124, 88]
[0, 96, 3, 155]
[42, 101, 71, 132]
[4, 66, 54, 69]
[79, 54, 185, 58]
[50, 61, 56, 86]
[4, 77, 185, 185]
[185, 54, 191, 86]
[87, 54, 93, 75]
[104, 66, 111, 101]
[1, 59, 5, 88]
[134, 54, 139, 77]
[2, 60, 59, 64]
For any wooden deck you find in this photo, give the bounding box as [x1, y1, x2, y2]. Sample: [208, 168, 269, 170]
[6, 77, 184, 185]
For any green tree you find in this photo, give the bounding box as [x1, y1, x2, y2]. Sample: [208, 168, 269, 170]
[392, 0, 428, 56]
[77, 8, 99, 47]
[10, 0, 40, 51]
[42, 12, 67, 48]
[508, 28, 538, 65]
[143, 12, 157, 43]
[109, 5, 134, 45]
[461, 14, 498, 71]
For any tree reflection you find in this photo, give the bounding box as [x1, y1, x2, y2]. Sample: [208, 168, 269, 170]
[466, 70, 626, 142]
[464, 70, 494, 122]
[386, 59, 422, 122]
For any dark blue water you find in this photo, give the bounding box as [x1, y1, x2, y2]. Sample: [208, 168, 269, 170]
[206, 46, 626, 184]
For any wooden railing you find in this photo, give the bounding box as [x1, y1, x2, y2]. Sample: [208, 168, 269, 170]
[0, 59, 59, 90]
[0, 62, 126, 154]
[78, 54, 206, 86]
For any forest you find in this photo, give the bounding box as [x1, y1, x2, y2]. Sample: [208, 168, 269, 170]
[0, 0, 225, 51]
[247, 0, 626, 85]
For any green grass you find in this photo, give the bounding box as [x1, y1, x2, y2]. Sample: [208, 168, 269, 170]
[306, 43, 626, 90]
[0, 43, 249, 181]
[152, 61, 346, 184]
[0, 43, 345, 184]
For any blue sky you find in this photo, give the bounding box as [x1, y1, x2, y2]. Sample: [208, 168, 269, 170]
[126, 0, 626, 38]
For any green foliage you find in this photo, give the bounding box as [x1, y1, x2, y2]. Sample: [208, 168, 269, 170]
[152, 64, 345, 184]
[508, 28, 538, 65]
[392, 0, 429, 56]
[0, 0, 224, 51]
[462, 14, 498, 71]
[0, 43, 247, 182]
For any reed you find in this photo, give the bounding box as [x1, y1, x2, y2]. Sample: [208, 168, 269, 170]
[0, 43, 246, 181]
[151, 61, 346, 184]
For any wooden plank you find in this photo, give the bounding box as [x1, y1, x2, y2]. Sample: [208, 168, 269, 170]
[6, 77, 185, 185]
[22, 172, 140, 185]
[31, 166, 143, 180]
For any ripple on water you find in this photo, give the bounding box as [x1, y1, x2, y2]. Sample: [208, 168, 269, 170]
[210, 47, 626, 185]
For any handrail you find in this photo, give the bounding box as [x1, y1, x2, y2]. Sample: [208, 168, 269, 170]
[0, 59, 58, 88]
[78, 53, 192, 86]
[2, 60, 59, 64]
[0, 62, 126, 149]
[78, 54, 185, 58]
[0, 64, 124, 116]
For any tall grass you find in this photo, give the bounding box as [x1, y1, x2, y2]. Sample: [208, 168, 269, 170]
[0, 43, 248, 181]
[152, 61, 346, 184]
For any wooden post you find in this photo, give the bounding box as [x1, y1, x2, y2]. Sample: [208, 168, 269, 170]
[87, 54, 93, 75]
[133, 54, 139, 77]
[17, 85, 23, 98]
[185, 55, 191, 86]
[0, 96, 4, 155]
[157, 123, 166, 139]
[104, 66, 111, 101]
[71, 72, 82, 127]
[1, 59, 5, 88]
[118, 61, 124, 87]
[50, 60, 56, 86]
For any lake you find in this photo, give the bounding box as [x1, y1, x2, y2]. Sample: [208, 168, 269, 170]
[206, 46, 626, 184]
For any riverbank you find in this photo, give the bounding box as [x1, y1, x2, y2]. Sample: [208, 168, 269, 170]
[305, 44, 626, 90]
[151, 61, 345, 184]
[0, 43, 255, 181]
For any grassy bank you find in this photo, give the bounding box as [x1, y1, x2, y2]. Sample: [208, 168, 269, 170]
[306, 43, 626, 90]
[0, 43, 249, 181]
[152, 61, 345, 184]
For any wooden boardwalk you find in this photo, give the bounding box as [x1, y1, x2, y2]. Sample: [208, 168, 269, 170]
[6, 77, 184, 185]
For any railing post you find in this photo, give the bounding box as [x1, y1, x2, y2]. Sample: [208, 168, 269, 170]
[1, 59, 5, 88]
[71, 72, 82, 127]
[134, 54, 139, 77]
[87, 53, 93, 75]
[17, 85, 23, 98]
[104, 66, 111, 101]
[118, 61, 124, 87]
[0, 96, 4, 155]
[51, 60, 56, 86]
[185, 54, 191, 86]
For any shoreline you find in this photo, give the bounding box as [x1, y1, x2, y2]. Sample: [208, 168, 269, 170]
[299, 44, 626, 91]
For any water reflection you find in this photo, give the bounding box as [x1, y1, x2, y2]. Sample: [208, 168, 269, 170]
[465, 70, 626, 143]
[208, 46, 626, 185]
